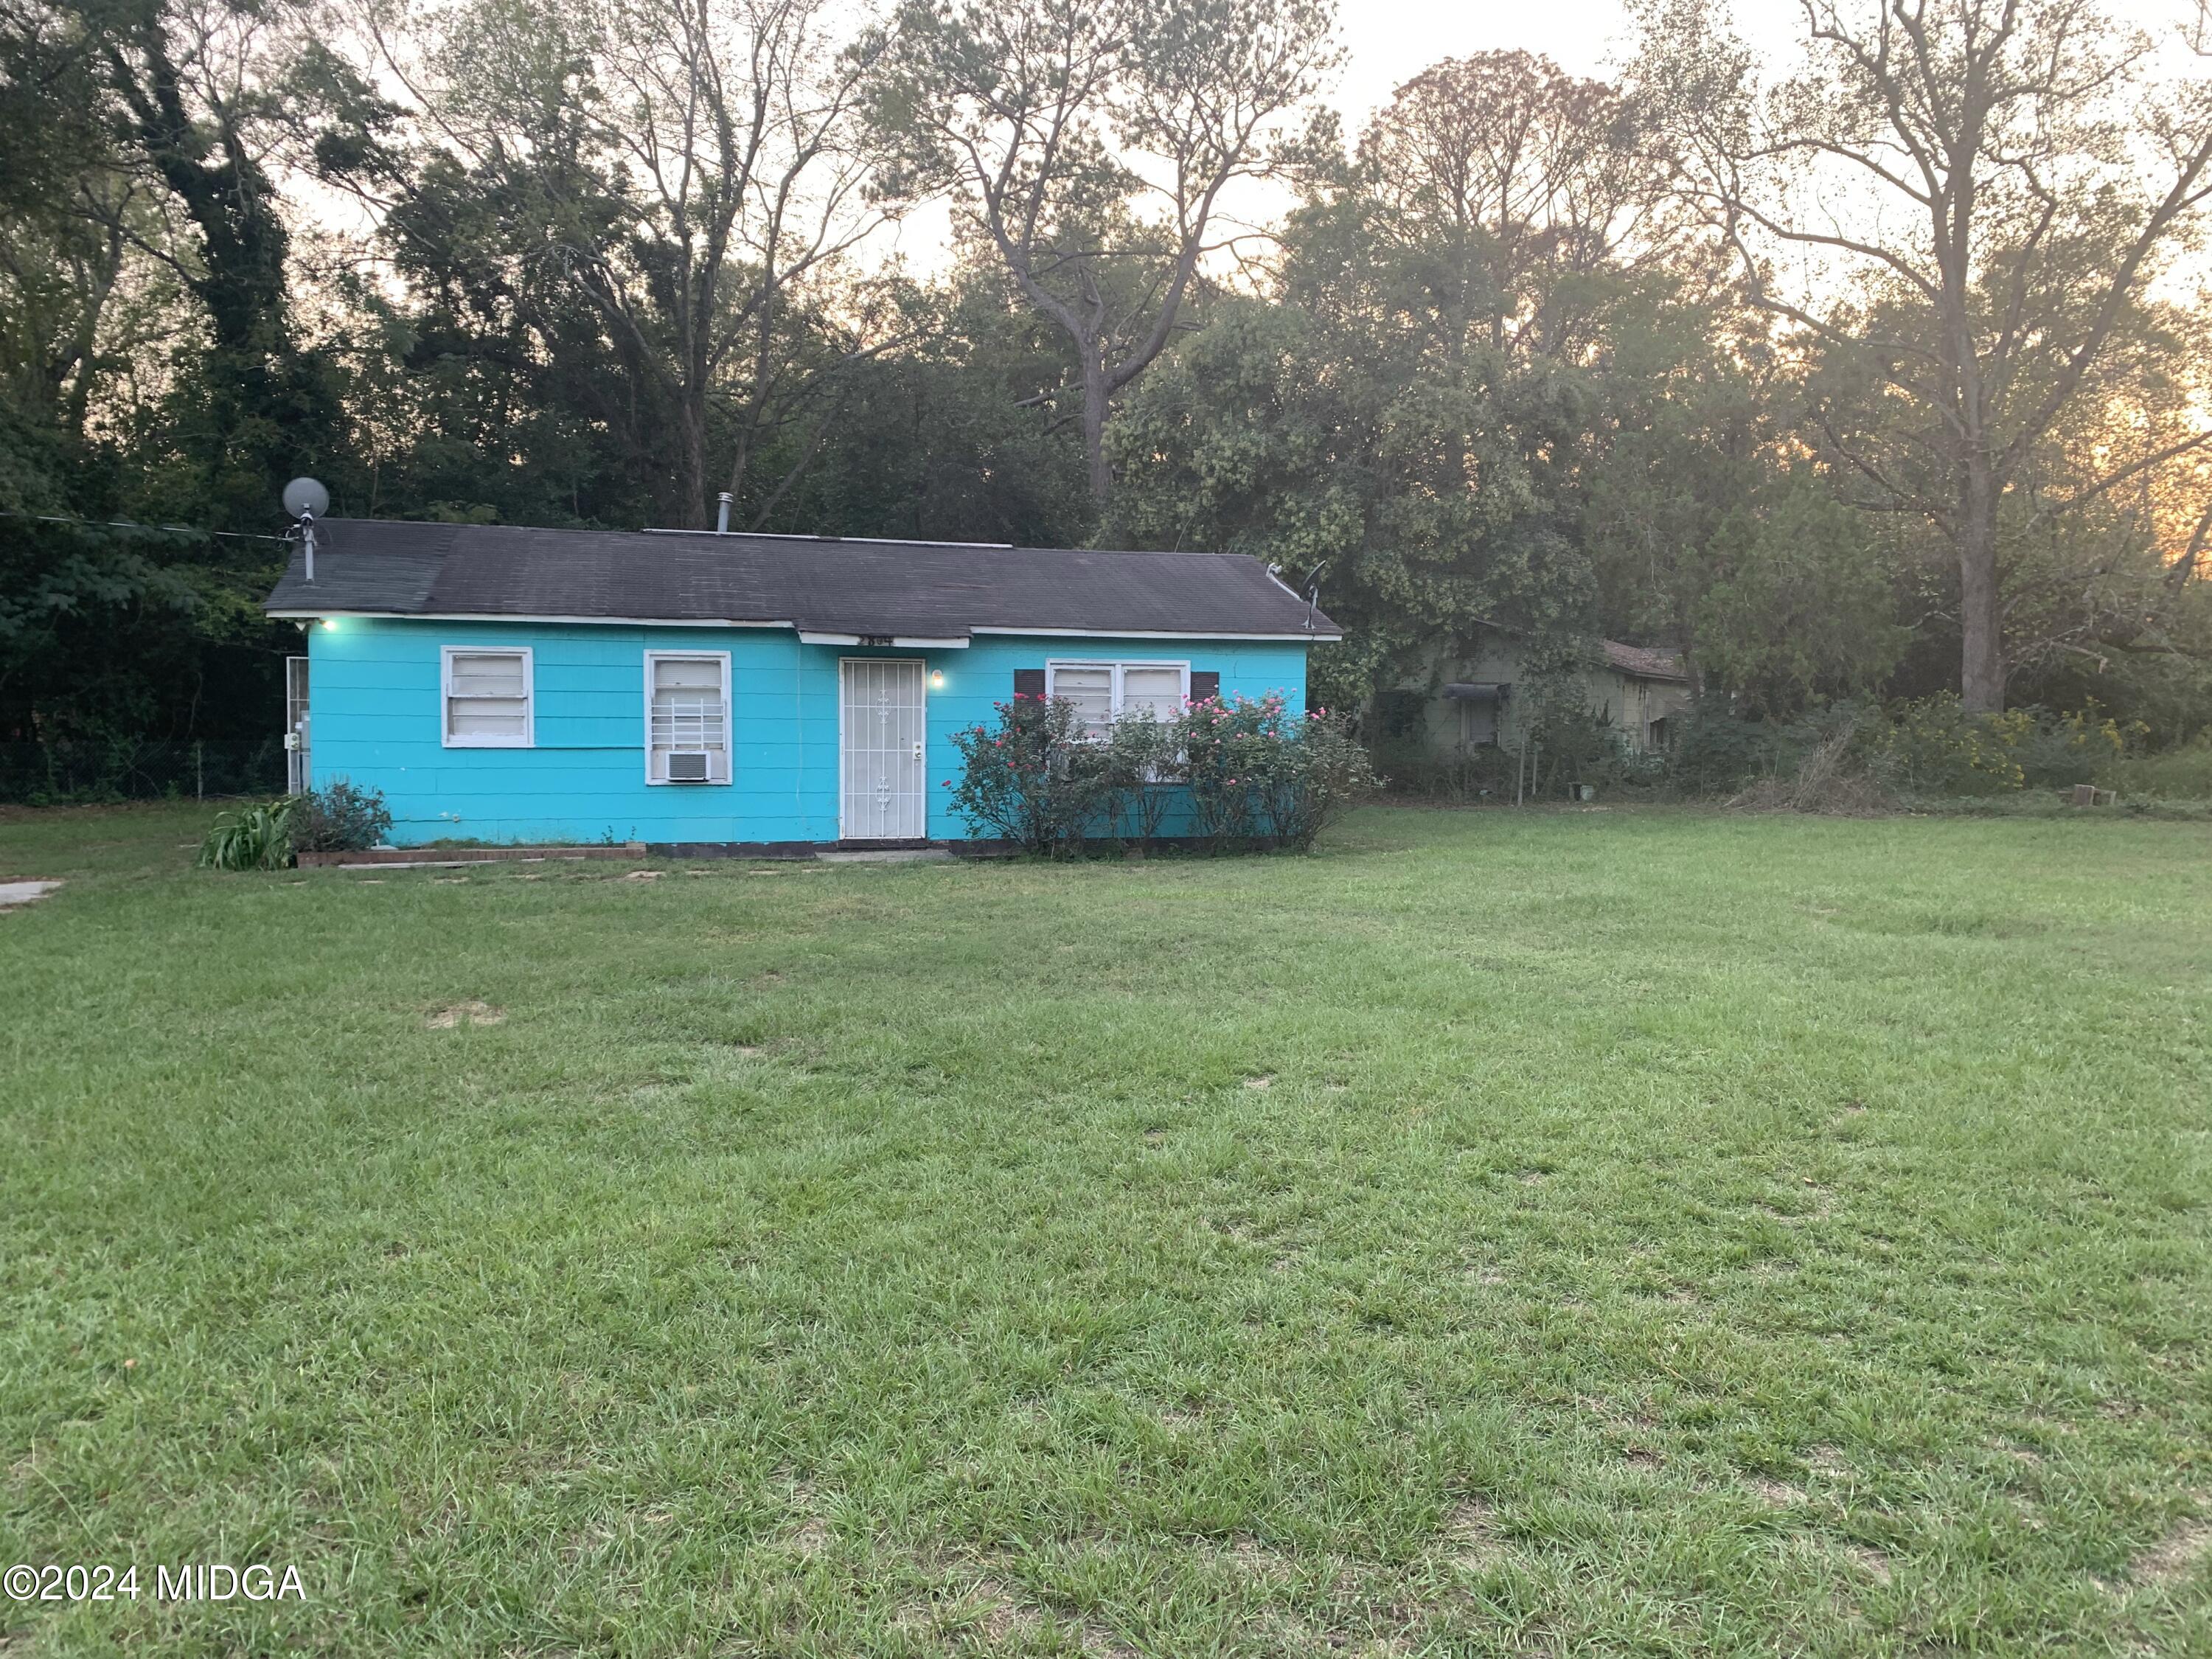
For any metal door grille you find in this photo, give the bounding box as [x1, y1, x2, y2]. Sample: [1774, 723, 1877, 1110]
[285, 655, 310, 793]
[840, 658, 926, 838]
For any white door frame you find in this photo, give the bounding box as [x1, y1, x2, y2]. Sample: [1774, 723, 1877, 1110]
[285, 655, 310, 793]
[837, 656, 928, 841]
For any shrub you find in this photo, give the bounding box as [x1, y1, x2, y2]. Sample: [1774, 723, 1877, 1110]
[1667, 700, 1805, 797]
[1864, 695, 2142, 796]
[1374, 741, 1520, 802]
[2097, 735, 2212, 800]
[292, 779, 392, 853]
[1258, 711, 1380, 849]
[197, 797, 296, 871]
[948, 689, 1377, 855]
[1726, 708, 1897, 815]
[1181, 693, 1378, 852]
[1180, 692, 1277, 848]
[947, 692, 1100, 855]
[1100, 711, 1182, 846]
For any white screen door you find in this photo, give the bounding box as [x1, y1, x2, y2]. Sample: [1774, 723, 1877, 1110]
[840, 658, 927, 839]
[285, 655, 310, 793]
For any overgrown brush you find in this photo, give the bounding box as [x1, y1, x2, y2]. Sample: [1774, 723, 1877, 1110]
[196, 780, 392, 870]
[291, 779, 392, 853]
[2095, 736, 2212, 801]
[1727, 714, 1895, 815]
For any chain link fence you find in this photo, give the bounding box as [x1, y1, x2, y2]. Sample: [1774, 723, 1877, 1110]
[0, 740, 288, 805]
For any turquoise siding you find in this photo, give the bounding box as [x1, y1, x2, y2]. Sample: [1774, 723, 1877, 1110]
[306, 619, 1313, 846]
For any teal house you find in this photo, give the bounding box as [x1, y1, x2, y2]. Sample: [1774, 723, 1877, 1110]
[264, 521, 1339, 849]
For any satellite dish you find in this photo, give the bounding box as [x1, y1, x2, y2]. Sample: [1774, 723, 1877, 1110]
[282, 476, 330, 520]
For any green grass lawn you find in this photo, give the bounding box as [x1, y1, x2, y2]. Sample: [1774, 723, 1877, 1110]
[2, 803, 2209, 1657]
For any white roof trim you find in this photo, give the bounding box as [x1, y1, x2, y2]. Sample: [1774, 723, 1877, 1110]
[969, 625, 1339, 641]
[270, 610, 792, 628]
[268, 610, 1338, 642]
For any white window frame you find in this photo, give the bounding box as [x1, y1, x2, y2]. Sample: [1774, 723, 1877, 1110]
[643, 649, 734, 785]
[1046, 658, 1191, 740]
[441, 645, 535, 748]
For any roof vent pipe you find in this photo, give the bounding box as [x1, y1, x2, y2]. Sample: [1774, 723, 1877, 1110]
[714, 492, 734, 535]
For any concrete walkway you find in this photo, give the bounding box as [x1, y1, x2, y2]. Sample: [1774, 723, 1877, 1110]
[0, 880, 62, 908]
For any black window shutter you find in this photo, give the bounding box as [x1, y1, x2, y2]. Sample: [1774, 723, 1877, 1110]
[1013, 668, 1046, 699]
[1189, 670, 1221, 703]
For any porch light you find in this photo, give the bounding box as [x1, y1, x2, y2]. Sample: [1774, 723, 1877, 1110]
[930, 669, 945, 689]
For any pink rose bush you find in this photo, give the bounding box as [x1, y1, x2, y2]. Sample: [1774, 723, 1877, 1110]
[949, 688, 1377, 855]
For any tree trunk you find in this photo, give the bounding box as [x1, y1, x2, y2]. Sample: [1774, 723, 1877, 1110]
[1958, 456, 2006, 712]
[1080, 349, 1112, 507]
[679, 394, 709, 529]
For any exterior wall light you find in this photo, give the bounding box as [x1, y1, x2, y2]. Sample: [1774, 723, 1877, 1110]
[929, 669, 945, 689]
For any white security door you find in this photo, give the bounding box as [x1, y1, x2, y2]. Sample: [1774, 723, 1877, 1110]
[840, 658, 927, 839]
[285, 655, 310, 793]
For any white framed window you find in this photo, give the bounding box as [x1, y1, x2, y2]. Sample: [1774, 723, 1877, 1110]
[442, 647, 533, 747]
[644, 650, 732, 784]
[1046, 659, 1189, 740]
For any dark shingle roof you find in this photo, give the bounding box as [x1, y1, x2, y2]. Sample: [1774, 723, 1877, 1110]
[1601, 640, 1688, 681]
[263, 520, 1340, 641]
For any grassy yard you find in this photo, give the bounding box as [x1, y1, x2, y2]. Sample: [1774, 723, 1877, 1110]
[1, 803, 2208, 1658]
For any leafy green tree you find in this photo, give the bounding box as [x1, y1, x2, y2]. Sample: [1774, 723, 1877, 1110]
[1686, 476, 1910, 717]
[772, 268, 1094, 543]
[77, 0, 340, 528]
[314, 0, 907, 529]
[1108, 53, 1727, 712]
[883, 0, 1336, 507]
[1632, 0, 2212, 710]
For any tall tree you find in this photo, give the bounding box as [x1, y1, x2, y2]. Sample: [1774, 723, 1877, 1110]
[1632, 0, 2212, 710]
[80, 0, 340, 527]
[1357, 52, 1692, 364]
[324, 0, 905, 528]
[1109, 55, 1714, 706]
[884, 0, 1335, 507]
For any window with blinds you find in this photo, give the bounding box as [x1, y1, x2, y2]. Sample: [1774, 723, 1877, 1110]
[646, 652, 731, 783]
[1045, 660, 1190, 739]
[442, 648, 533, 747]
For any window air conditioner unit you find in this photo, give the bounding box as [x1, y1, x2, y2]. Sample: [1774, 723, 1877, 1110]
[665, 751, 712, 783]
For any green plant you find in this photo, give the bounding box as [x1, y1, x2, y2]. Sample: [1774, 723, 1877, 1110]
[195, 796, 297, 871]
[1179, 693, 1378, 852]
[1179, 692, 1278, 849]
[947, 692, 1103, 855]
[1255, 712, 1380, 849]
[1865, 695, 2143, 797]
[292, 779, 393, 854]
[2096, 734, 2212, 800]
[1102, 712, 1182, 847]
[1665, 699, 1805, 797]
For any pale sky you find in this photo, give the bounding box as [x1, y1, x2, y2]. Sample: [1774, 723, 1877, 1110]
[866, 0, 2207, 275]
[1326, 0, 2201, 125]
[1330, 0, 1641, 112]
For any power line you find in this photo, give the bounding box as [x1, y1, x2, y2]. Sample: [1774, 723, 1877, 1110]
[0, 509, 287, 542]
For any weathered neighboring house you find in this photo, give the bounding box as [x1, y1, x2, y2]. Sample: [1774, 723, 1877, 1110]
[1385, 625, 1693, 759]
